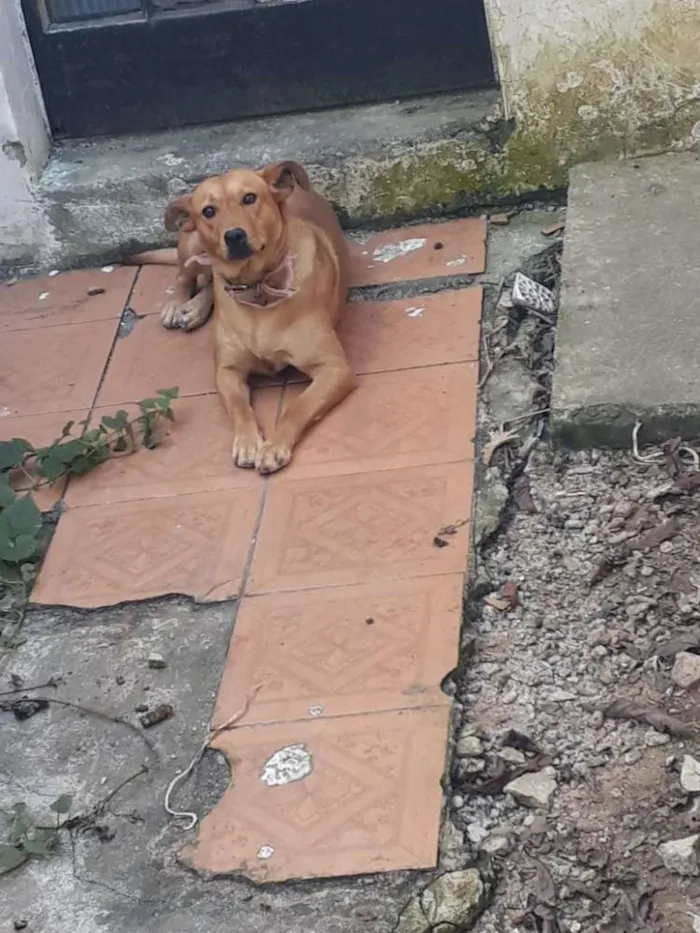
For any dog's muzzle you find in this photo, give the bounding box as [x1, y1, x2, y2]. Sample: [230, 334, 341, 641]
[224, 227, 253, 260]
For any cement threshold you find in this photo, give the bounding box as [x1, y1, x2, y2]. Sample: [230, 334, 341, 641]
[36, 90, 502, 273]
[551, 152, 700, 448]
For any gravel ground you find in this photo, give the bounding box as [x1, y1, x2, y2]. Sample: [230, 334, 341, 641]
[440, 231, 700, 933]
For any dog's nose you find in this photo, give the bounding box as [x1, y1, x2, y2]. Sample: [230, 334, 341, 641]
[224, 227, 252, 259]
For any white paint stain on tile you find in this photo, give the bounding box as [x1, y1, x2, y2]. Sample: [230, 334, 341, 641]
[446, 255, 468, 267]
[257, 845, 275, 860]
[308, 705, 323, 717]
[0, 407, 12, 418]
[38, 292, 50, 300]
[260, 743, 313, 787]
[405, 306, 426, 318]
[48, 270, 59, 277]
[101, 266, 115, 273]
[372, 238, 426, 264]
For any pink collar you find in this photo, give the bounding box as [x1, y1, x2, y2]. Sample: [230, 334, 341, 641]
[186, 251, 296, 309]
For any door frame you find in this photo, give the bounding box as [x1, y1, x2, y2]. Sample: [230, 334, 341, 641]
[22, 0, 496, 139]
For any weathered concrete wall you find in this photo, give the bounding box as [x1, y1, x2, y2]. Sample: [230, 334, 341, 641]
[483, 0, 700, 188]
[0, 0, 52, 268]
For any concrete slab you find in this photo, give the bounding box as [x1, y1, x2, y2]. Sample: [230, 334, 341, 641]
[35, 91, 501, 274]
[551, 153, 700, 447]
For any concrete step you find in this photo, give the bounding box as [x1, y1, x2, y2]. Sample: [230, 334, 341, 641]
[38, 90, 505, 271]
[551, 152, 700, 448]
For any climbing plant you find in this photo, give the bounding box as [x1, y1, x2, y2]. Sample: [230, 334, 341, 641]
[0, 388, 179, 649]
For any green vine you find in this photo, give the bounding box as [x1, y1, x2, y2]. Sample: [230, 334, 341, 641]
[0, 795, 73, 874]
[0, 388, 179, 651]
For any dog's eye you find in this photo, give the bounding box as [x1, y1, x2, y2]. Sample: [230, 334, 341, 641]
[202, 205, 217, 219]
[242, 192, 257, 206]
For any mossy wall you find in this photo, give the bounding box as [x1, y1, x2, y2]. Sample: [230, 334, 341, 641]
[323, 0, 700, 222]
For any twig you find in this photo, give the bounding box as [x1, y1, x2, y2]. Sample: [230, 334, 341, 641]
[478, 334, 495, 390]
[504, 407, 551, 427]
[164, 684, 263, 830]
[0, 677, 59, 697]
[64, 764, 149, 831]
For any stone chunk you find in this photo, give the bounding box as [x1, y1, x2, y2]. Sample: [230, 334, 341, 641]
[658, 835, 699, 876]
[680, 755, 700, 794]
[671, 651, 700, 689]
[505, 768, 557, 809]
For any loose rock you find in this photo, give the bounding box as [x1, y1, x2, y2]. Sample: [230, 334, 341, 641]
[681, 755, 700, 793]
[147, 652, 167, 670]
[505, 768, 557, 809]
[658, 834, 699, 876]
[395, 869, 490, 933]
[456, 735, 484, 758]
[671, 652, 700, 688]
[644, 728, 671, 747]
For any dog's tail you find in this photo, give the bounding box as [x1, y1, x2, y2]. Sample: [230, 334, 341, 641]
[122, 248, 179, 267]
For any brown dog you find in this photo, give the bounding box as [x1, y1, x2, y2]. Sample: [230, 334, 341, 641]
[162, 161, 355, 474]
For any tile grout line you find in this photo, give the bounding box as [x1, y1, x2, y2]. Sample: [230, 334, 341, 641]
[59, 266, 143, 505]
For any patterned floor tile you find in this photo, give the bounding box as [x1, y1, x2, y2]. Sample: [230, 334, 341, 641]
[0, 409, 88, 511]
[128, 265, 180, 318]
[31, 488, 261, 608]
[97, 313, 216, 406]
[66, 390, 280, 506]
[349, 218, 486, 287]
[250, 462, 472, 593]
[0, 266, 136, 333]
[283, 363, 476, 478]
[338, 288, 481, 375]
[0, 319, 118, 418]
[184, 707, 449, 881]
[213, 575, 462, 727]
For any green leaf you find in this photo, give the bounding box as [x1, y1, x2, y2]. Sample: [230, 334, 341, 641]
[81, 429, 103, 445]
[113, 436, 128, 453]
[0, 480, 16, 508]
[0, 844, 27, 874]
[3, 495, 41, 537]
[11, 534, 39, 562]
[23, 828, 58, 857]
[60, 421, 75, 437]
[54, 439, 84, 466]
[138, 398, 159, 413]
[162, 409, 175, 423]
[49, 794, 73, 815]
[0, 440, 26, 472]
[66, 455, 93, 476]
[156, 387, 179, 400]
[101, 410, 129, 432]
[39, 456, 65, 482]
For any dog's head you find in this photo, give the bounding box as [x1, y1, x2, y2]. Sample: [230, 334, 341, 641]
[165, 161, 310, 272]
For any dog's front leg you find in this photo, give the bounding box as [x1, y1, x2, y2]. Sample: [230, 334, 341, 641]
[216, 365, 263, 468]
[256, 352, 355, 475]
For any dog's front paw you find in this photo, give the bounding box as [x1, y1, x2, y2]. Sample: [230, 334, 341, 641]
[177, 296, 212, 332]
[255, 440, 293, 475]
[232, 432, 263, 469]
[160, 301, 185, 330]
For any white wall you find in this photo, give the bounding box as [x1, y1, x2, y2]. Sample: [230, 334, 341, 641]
[0, 0, 51, 266]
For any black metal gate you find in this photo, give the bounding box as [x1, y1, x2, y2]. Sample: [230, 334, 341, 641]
[22, 0, 496, 139]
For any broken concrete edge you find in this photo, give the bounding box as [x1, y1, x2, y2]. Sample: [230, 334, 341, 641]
[550, 404, 700, 450]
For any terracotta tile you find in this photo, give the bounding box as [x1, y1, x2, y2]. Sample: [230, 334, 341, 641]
[31, 488, 261, 608]
[0, 410, 88, 511]
[249, 462, 472, 594]
[283, 363, 476, 479]
[66, 390, 280, 506]
[349, 218, 486, 287]
[0, 319, 117, 418]
[97, 313, 216, 406]
[129, 265, 180, 318]
[184, 707, 449, 881]
[0, 267, 136, 332]
[214, 575, 462, 727]
[337, 288, 481, 376]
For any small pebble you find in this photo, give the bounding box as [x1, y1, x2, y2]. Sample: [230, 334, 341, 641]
[147, 652, 167, 670]
[644, 728, 671, 747]
[115, 674, 125, 686]
[659, 540, 674, 553]
[451, 794, 465, 810]
[87, 286, 106, 297]
[14, 922, 28, 931]
[134, 703, 148, 713]
[139, 703, 174, 728]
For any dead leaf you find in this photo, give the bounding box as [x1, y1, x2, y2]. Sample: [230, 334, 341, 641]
[541, 222, 565, 237]
[433, 536, 449, 549]
[459, 753, 552, 796]
[652, 627, 700, 659]
[438, 518, 469, 536]
[484, 595, 511, 611]
[602, 698, 694, 736]
[501, 581, 519, 608]
[521, 857, 560, 932]
[626, 517, 680, 552]
[482, 428, 519, 466]
[513, 474, 537, 513]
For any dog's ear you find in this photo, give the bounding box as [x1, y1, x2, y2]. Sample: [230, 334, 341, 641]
[164, 195, 195, 233]
[257, 161, 311, 202]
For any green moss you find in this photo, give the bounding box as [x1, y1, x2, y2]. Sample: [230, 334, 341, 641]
[348, 0, 700, 222]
